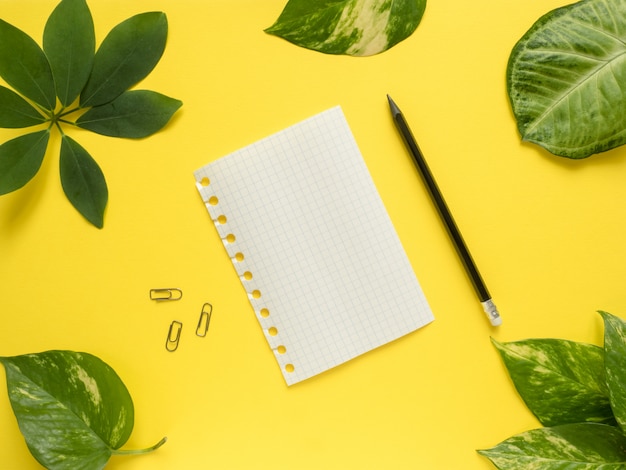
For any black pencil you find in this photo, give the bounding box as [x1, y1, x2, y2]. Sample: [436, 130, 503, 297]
[387, 95, 501, 326]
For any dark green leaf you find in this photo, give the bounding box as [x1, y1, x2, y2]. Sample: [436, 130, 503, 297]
[492, 338, 615, 426]
[0, 85, 46, 128]
[0, 19, 56, 111]
[478, 423, 626, 469]
[76, 90, 182, 138]
[80, 12, 168, 108]
[600, 311, 626, 431]
[59, 135, 107, 228]
[0, 130, 50, 195]
[265, 0, 426, 56]
[0, 350, 133, 470]
[507, 0, 626, 158]
[43, 0, 95, 107]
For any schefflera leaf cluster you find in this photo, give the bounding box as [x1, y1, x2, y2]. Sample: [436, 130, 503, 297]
[0, 0, 182, 228]
[478, 311, 626, 469]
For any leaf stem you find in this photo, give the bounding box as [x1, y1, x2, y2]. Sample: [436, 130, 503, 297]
[57, 107, 81, 119]
[111, 437, 167, 456]
[54, 120, 65, 137]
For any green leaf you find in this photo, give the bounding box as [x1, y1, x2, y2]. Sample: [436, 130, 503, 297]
[492, 338, 615, 427]
[0, 130, 50, 195]
[478, 423, 626, 469]
[80, 12, 168, 108]
[0, 350, 133, 470]
[0, 19, 56, 111]
[0, 86, 46, 128]
[600, 311, 626, 431]
[76, 90, 182, 138]
[507, 0, 626, 158]
[60, 135, 108, 228]
[43, 0, 95, 107]
[265, 0, 426, 57]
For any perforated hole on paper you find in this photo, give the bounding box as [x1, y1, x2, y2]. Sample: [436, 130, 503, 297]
[226, 234, 236, 243]
[251, 290, 261, 299]
[208, 196, 219, 206]
[200, 176, 210, 187]
[268, 327, 278, 336]
[260, 308, 270, 318]
[285, 364, 295, 373]
[277, 345, 286, 354]
[234, 252, 244, 262]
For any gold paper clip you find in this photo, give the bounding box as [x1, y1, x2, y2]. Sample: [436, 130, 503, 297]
[196, 303, 213, 337]
[166, 320, 183, 352]
[150, 288, 183, 302]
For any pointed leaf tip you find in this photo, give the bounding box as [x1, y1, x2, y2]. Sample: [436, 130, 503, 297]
[60, 136, 108, 228]
[492, 338, 614, 426]
[1, 350, 134, 468]
[80, 12, 168, 107]
[479, 423, 626, 468]
[77, 90, 182, 138]
[44, 0, 95, 106]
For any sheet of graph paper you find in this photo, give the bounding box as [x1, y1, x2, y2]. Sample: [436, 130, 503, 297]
[194, 106, 434, 385]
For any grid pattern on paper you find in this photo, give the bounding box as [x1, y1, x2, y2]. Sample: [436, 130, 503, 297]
[194, 106, 434, 385]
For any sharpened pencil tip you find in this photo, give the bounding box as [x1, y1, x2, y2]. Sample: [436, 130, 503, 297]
[387, 94, 400, 116]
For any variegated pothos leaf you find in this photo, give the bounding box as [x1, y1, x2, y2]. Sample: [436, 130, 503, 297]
[600, 311, 626, 431]
[0, 350, 134, 470]
[492, 338, 615, 426]
[478, 423, 626, 469]
[265, 0, 426, 56]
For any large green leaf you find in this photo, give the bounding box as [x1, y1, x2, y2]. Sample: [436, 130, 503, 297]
[76, 90, 182, 138]
[0, 350, 134, 470]
[80, 12, 168, 108]
[265, 0, 426, 56]
[0, 86, 46, 128]
[492, 338, 615, 426]
[59, 135, 108, 228]
[600, 311, 626, 431]
[43, 0, 95, 107]
[0, 130, 50, 195]
[0, 19, 56, 111]
[507, 0, 626, 159]
[478, 423, 626, 469]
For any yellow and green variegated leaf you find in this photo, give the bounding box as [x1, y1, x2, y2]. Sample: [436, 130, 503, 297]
[600, 311, 626, 431]
[507, 0, 626, 158]
[0, 351, 134, 470]
[478, 423, 626, 469]
[492, 338, 615, 427]
[265, 0, 426, 57]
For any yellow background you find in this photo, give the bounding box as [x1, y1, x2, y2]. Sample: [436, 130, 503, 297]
[2, 0, 626, 468]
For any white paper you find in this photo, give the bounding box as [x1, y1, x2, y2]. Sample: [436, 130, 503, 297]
[194, 106, 434, 385]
